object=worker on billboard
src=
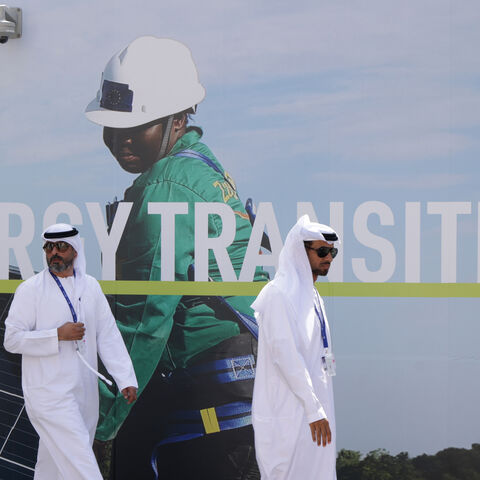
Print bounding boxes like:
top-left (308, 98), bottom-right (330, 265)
top-left (85, 36), bottom-right (267, 479)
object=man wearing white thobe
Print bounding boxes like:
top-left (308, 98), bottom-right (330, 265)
top-left (4, 223), bottom-right (138, 480)
top-left (252, 215), bottom-right (340, 480)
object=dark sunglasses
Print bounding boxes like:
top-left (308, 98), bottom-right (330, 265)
top-left (43, 241), bottom-right (71, 253)
top-left (306, 245), bottom-right (338, 259)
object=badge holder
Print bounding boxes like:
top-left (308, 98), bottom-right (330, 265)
top-left (76, 338), bottom-right (87, 355)
top-left (323, 352), bottom-right (336, 377)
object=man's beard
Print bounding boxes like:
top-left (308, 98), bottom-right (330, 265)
top-left (48, 255), bottom-right (74, 273)
top-left (313, 265), bottom-right (330, 277)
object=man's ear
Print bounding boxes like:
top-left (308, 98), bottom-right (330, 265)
top-left (173, 113), bottom-right (187, 132)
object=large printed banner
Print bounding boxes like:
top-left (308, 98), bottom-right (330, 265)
top-left (1, 2), bottom-right (479, 479)
top-left (2, 199), bottom-right (479, 284)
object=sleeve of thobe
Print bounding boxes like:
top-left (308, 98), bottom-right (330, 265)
top-left (4, 282), bottom-right (59, 356)
top-left (94, 281), bottom-right (138, 392)
top-left (260, 286), bottom-right (327, 423)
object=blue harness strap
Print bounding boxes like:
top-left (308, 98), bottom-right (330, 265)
top-left (214, 296), bottom-right (259, 339)
top-left (174, 149), bottom-right (237, 192)
top-left (231, 310), bottom-right (258, 339)
top-left (150, 401), bottom-right (253, 478)
top-left (175, 149), bottom-right (223, 174)
top-left (186, 354), bottom-right (255, 384)
top-left (185, 264), bottom-right (259, 340)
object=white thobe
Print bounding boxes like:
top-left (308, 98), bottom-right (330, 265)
top-left (4, 269), bottom-right (137, 480)
top-left (252, 284), bottom-right (336, 480)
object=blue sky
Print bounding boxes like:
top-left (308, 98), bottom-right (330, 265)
top-left (2, 0), bottom-right (479, 281)
top-left (1, 0), bottom-right (480, 456)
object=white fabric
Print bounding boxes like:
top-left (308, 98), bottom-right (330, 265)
top-left (251, 215), bottom-right (338, 480)
top-left (41, 223), bottom-right (109, 381)
top-left (4, 270), bottom-right (138, 480)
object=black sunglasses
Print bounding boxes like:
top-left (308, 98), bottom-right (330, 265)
top-left (306, 245), bottom-right (338, 259)
top-left (43, 241), bottom-right (71, 253)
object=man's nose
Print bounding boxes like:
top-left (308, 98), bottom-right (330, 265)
top-left (113, 129), bottom-right (134, 144)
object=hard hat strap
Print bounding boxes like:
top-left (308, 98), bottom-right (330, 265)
top-left (158, 115), bottom-right (174, 161)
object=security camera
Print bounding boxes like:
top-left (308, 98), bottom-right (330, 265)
top-left (0, 5), bottom-right (22, 44)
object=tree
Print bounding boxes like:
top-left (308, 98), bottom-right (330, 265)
top-left (337, 449), bottom-right (362, 480)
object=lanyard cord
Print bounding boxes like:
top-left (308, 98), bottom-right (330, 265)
top-left (49, 270), bottom-right (113, 386)
top-left (49, 270), bottom-right (78, 323)
top-left (314, 289), bottom-right (329, 349)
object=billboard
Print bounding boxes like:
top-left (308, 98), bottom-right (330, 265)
top-left (1, 1), bottom-right (479, 479)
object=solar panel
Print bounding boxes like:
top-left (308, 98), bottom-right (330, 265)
top-left (0, 268), bottom-right (38, 479)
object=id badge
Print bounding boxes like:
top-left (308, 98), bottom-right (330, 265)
top-left (323, 352), bottom-right (336, 377)
top-left (76, 338), bottom-right (86, 355)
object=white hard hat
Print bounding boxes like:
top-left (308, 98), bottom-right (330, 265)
top-left (85, 36), bottom-right (206, 128)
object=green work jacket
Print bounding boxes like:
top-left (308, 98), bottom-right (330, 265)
top-left (97, 127), bottom-right (267, 440)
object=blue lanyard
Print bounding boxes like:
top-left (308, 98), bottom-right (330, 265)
top-left (314, 291), bottom-right (328, 349)
top-left (49, 270), bottom-right (78, 323)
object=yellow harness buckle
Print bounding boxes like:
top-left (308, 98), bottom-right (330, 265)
top-left (200, 407), bottom-right (221, 434)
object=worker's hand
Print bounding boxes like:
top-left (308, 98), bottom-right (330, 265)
top-left (121, 386), bottom-right (137, 405)
top-left (57, 322), bottom-right (85, 341)
top-left (309, 418), bottom-right (331, 447)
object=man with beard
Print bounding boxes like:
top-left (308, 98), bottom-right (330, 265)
top-left (4, 224), bottom-right (137, 480)
top-left (85, 36), bottom-right (267, 479)
top-left (252, 215), bottom-right (339, 480)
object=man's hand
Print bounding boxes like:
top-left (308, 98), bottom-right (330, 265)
top-left (121, 386), bottom-right (137, 405)
top-left (309, 419), bottom-right (331, 447)
top-left (57, 322), bottom-right (85, 341)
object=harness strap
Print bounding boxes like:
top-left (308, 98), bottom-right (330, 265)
top-left (158, 115), bottom-right (174, 160)
top-left (150, 401), bottom-right (252, 478)
top-left (185, 264), bottom-right (259, 340)
top-left (167, 354), bottom-right (256, 386)
top-left (174, 149), bottom-right (237, 192)
top-left (210, 295), bottom-right (259, 339)
top-left (178, 149), bottom-right (272, 253)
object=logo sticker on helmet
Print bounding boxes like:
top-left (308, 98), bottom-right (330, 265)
top-left (100, 79), bottom-right (133, 112)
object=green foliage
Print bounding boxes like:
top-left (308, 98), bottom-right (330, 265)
top-left (337, 444), bottom-right (480, 480)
